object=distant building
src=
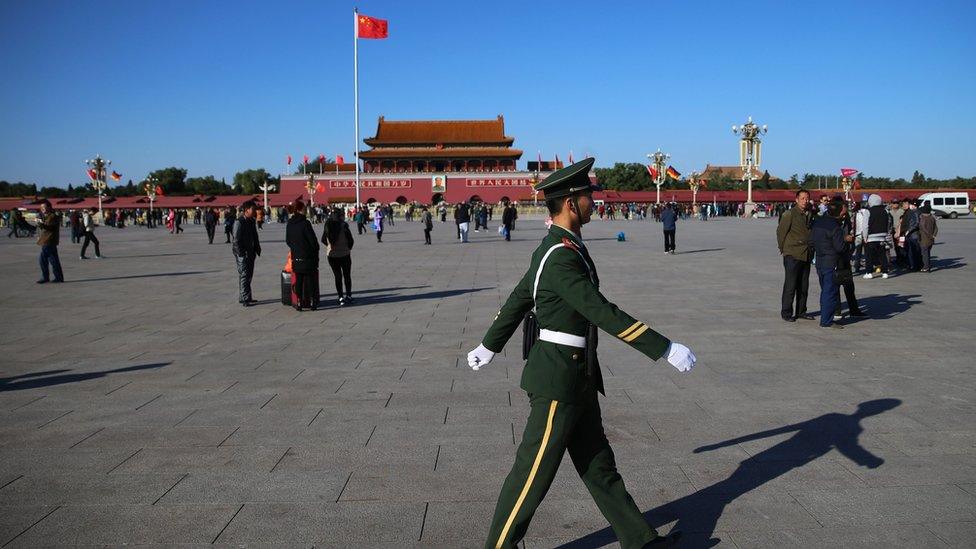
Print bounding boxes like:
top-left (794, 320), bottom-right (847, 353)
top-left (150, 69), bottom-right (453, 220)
top-left (280, 115), bottom-right (583, 205)
top-left (699, 164), bottom-right (781, 183)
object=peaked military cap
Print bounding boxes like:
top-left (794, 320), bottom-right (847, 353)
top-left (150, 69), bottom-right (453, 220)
top-left (535, 157), bottom-right (600, 199)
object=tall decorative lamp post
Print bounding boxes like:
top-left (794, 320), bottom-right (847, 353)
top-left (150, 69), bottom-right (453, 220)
top-left (85, 154), bottom-right (111, 221)
top-left (841, 176), bottom-right (853, 202)
top-left (646, 149), bottom-right (670, 205)
top-left (259, 181), bottom-right (276, 221)
top-left (143, 174), bottom-right (158, 227)
top-left (732, 116), bottom-right (767, 216)
top-left (305, 173), bottom-right (316, 216)
top-left (688, 171), bottom-right (702, 207)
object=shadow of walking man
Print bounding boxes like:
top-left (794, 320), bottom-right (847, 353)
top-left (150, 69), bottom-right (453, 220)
top-left (558, 399), bottom-right (901, 549)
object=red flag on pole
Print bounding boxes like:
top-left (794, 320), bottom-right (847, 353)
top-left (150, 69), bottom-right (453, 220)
top-left (568, 150), bottom-right (574, 164)
top-left (86, 169), bottom-right (97, 181)
top-left (155, 185), bottom-right (165, 196)
top-left (356, 14), bottom-right (388, 39)
top-left (647, 165), bottom-right (659, 180)
top-left (336, 155), bottom-right (345, 165)
top-left (840, 167), bottom-right (858, 178)
top-left (303, 154), bottom-right (309, 164)
top-left (318, 154), bottom-right (325, 163)
top-left (287, 155), bottom-right (292, 165)
top-left (315, 181), bottom-right (325, 193)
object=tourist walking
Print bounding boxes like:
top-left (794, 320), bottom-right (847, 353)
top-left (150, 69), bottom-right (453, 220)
top-left (79, 208), bottom-right (102, 259)
top-left (502, 201), bottom-right (517, 241)
top-left (661, 202), bottom-right (677, 254)
top-left (223, 206), bottom-right (236, 243)
top-left (776, 190), bottom-right (813, 322)
top-left (373, 205), bottom-right (384, 242)
top-left (204, 207), bottom-right (218, 244)
top-left (901, 200), bottom-right (922, 272)
top-left (467, 159), bottom-right (691, 549)
top-left (354, 206), bottom-right (366, 235)
top-left (810, 199), bottom-right (848, 328)
top-left (174, 209), bottom-right (184, 234)
top-left (69, 210), bottom-right (82, 243)
top-left (35, 200), bottom-right (64, 284)
top-left (918, 204), bottom-right (938, 272)
top-left (285, 200), bottom-right (319, 311)
top-left (232, 200), bottom-right (261, 306)
top-left (457, 201), bottom-right (471, 242)
top-left (323, 208), bottom-right (354, 306)
top-left (421, 206), bottom-right (433, 245)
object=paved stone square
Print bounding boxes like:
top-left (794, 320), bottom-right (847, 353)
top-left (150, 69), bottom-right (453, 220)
top-left (1, 214), bottom-right (974, 547)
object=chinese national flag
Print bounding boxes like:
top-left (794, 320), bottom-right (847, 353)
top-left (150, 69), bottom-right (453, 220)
top-left (287, 155), bottom-right (292, 165)
top-left (86, 169), bottom-right (97, 181)
top-left (315, 182), bottom-right (325, 193)
top-left (357, 14), bottom-right (388, 39)
top-left (155, 185), bottom-right (165, 196)
top-left (336, 155), bottom-right (345, 165)
top-left (647, 165), bottom-right (659, 180)
top-left (303, 154), bottom-right (309, 164)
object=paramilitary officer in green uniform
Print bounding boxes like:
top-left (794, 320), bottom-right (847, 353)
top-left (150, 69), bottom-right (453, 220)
top-left (467, 158), bottom-right (697, 549)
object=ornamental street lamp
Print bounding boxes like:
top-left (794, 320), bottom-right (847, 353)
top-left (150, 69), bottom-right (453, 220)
top-left (259, 182), bottom-right (276, 220)
top-left (305, 173), bottom-right (316, 215)
top-left (143, 174), bottom-right (158, 228)
top-left (85, 154), bottom-right (111, 221)
top-left (732, 116), bottom-right (767, 216)
top-left (841, 176), bottom-right (853, 202)
top-left (688, 171), bottom-right (703, 207)
top-left (646, 149), bottom-right (670, 205)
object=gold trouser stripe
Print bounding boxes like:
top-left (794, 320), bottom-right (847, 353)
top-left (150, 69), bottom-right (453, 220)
top-left (617, 321), bottom-right (643, 339)
top-left (623, 324), bottom-right (650, 343)
top-left (495, 400), bottom-right (559, 549)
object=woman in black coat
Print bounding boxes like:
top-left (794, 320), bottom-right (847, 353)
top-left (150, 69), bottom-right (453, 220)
top-left (285, 201), bottom-right (320, 311)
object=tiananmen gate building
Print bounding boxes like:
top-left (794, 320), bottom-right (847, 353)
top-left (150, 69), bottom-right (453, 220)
top-left (279, 115), bottom-right (577, 205)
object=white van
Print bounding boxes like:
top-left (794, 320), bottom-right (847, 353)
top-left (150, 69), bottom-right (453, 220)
top-left (918, 192), bottom-right (971, 218)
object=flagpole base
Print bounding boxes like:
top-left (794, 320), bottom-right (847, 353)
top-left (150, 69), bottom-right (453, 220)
top-left (743, 202), bottom-right (757, 218)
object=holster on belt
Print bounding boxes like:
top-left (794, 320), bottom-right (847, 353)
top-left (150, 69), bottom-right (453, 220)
top-left (585, 323), bottom-right (598, 377)
top-left (522, 312), bottom-right (539, 360)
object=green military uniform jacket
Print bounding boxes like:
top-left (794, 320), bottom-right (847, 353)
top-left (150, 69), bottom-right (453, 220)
top-left (482, 224), bottom-right (671, 404)
top-left (776, 206), bottom-right (812, 262)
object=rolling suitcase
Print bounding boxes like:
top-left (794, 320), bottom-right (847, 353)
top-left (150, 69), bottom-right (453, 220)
top-left (280, 270), bottom-right (292, 306)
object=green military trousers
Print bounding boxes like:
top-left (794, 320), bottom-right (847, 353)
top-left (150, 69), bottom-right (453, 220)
top-left (485, 392), bottom-right (658, 549)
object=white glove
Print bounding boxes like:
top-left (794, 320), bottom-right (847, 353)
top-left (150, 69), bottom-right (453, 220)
top-left (666, 342), bottom-right (696, 372)
top-left (467, 344), bottom-right (495, 371)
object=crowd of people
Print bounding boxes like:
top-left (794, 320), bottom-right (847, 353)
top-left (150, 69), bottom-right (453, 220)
top-left (777, 189), bottom-right (940, 329)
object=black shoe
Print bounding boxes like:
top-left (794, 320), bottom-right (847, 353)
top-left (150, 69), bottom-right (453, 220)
top-left (820, 323), bottom-right (844, 329)
top-left (795, 314), bottom-right (816, 321)
top-left (294, 305), bottom-right (302, 312)
top-left (782, 316), bottom-right (795, 322)
top-left (643, 531), bottom-right (681, 548)
top-left (36, 279), bottom-right (49, 284)
top-left (850, 310), bottom-right (868, 317)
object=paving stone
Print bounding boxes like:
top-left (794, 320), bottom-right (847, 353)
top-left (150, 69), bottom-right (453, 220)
top-left (0, 216), bottom-right (973, 545)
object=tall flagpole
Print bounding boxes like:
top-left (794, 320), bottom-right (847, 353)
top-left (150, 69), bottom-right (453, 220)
top-left (353, 8), bottom-right (361, 207)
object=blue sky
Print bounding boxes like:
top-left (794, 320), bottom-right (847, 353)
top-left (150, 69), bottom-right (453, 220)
top-left (1, 0), bottom-right (974, 188)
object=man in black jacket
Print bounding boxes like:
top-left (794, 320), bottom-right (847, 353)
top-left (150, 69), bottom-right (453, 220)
top-left (232, 200), bottom-right (261, 306)
top-left (810, 199), bottom-right (848, 329)
top-left (501, 201), bottom-right (517, 241)
top-left (457, 202), bottom-right (471, 243)
top-left (204, 208), bottom-right (218, 244)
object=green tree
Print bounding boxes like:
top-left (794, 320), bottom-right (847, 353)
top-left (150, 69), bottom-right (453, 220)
top-left (911, 170), bottom-right (926, 185)
top-left (233, 168), bottom-right (277, 195)
top-left (148, 167), bottom-right (189, 195)
top-left (593, 163), bottom-right (654, 191)
top-left (187, 175), bottom-right (231, 195)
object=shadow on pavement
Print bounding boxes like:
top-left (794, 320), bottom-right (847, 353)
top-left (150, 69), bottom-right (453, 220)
top-left (65, 270), bottom-right (220, 283)
top-left (675, 248), bottom-right (725, 255)
top-left (352, 287), bottom-right (492, 305)
top-left (557, 399), bottom-right (902, 549)
top-left (0, 362), bottom-right (171, 392)
top-left (930, 256), bottom-right (966, 271)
